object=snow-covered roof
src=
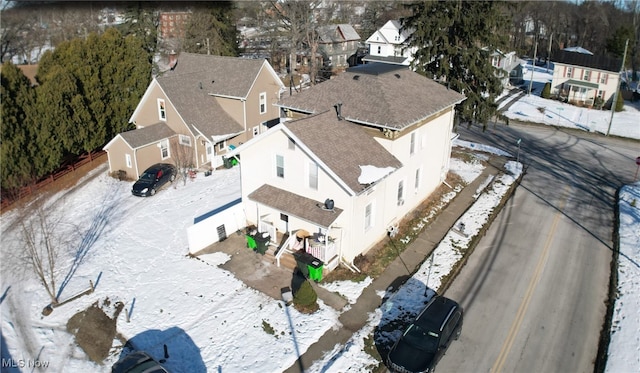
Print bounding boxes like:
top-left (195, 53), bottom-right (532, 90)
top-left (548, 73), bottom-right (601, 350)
top-left (563, 46), bottom-right (593, 55)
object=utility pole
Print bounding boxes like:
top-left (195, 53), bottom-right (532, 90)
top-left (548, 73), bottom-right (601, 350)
top-left (546, 33), bottom-right (553, 72)
top-left (528, 39), bottom-right (538, 96)
top-left (607, 39), bottom-right (629, 136)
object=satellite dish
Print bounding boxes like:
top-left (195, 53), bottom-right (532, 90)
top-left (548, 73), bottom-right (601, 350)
top-left (324, 199), bottom-right (334, 210)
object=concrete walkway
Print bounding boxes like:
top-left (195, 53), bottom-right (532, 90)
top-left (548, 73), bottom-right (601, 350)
top-left (283, 156), bottom-right (507, 373)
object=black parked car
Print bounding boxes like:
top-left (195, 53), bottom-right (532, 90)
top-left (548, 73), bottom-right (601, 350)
top-left (131, 163), bottom-right (176, 197)
top-left (387, 296), bottom-right (463, 373)
top-left (112, 351), bottom-right (169, 373)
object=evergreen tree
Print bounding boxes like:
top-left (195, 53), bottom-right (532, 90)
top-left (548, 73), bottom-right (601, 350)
top-left (402, 1), bottom-right (511, 129)
top-left (615, 89), bottom-right (625, 112)
top-left (541, 82), bottom-right (551, 99)
top-left (37, 28), bottom-right (151, 154)
top-left (118, 2), bottom-right (159, 59)
top-left (1, 62), bottom-right (36, 191)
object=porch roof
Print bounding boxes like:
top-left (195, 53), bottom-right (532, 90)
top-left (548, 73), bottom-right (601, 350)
top-left (248, 184), bottom-right (343, 229)
top-left (119, 122), bottom-right (176, 149)
top-left (565, 79), bottom-right (599, 90)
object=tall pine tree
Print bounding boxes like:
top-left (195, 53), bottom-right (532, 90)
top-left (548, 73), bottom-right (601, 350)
top-left (402, 1), bottom-right (511, 128)
top-left (37, 28), bottom-right (151, 154)
top-left (1, 62), bottom-right (37, 191)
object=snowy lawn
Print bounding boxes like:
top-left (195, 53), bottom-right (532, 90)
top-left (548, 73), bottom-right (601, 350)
top-left (1, 59), bottom-right (638, 373)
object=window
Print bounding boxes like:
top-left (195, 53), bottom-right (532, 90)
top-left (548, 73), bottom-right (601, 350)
top-left (179, 134), bottom-right (192, 147)
top-left (397, 180), bottom-right (405, 206)
top-left (160, 140), bottom-right (169, 159)
top-left (158, 99), bottom-right (166, 121)
top-left (583, 70), bottom-right (591, 81)
top-left (600, 73), bottom-right (608, 84)
top-left (217, 141), bottom-right (226, 152)
top-left (308, 161), bottom-right (318, 190)
top-left (364, 202), bottom-right (374, 231)
top-left (276, 155), bottom-right (284, 178)
top-left (377, 45), bottom-right (381, 54)
top-left (410, 132), bottom-right (416, 155)
top-left (259, 92), bottom-right (267, 114)
top-left (566, 67), bottom-right (573, 78)
top-left (415, 168), bottom-right (422, 192)
top-left (253, 126), bottom-right (259, 137)
top-left (125, 154), bottom-right (132, 168)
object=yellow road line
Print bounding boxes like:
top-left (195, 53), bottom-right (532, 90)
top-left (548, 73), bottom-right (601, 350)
top-left (490, 187), bottom-right (569, 373)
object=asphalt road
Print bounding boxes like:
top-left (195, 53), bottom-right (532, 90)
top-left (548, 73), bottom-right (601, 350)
top-left (436, 123), bottom-right (639, 373)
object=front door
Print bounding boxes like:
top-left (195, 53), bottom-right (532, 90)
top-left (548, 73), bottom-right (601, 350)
top-left (205, 142), bottom-right (213, 163)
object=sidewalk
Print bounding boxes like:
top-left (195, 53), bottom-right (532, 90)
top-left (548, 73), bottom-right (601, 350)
top-left (283, 156), bottom-right (507, 373)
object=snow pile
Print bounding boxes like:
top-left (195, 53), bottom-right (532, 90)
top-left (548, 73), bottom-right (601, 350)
top-left (605, 182), bottom-right (640, 372)
top-left (358, 165), bottom-right (396, 185)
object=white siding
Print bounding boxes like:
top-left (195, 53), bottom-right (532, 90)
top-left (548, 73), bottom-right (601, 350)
top-left (238, 106), bottom-right (456, 263)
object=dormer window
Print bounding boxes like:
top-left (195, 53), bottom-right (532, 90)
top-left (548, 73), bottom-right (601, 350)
top-left (158, 99), bottom-right (166, 121)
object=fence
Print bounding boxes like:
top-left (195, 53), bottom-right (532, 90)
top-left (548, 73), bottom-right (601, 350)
top-left (1, 151), bottom-right (107, 212)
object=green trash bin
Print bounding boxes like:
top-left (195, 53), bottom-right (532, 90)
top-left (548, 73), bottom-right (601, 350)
top-left (307, 258), bottom-right (324, 282)
top-left (223, 157), bottom-right (233, 169)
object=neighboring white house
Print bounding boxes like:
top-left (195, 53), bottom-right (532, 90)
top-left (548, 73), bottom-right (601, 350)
top-left (363, 20), bottom-right (416, 66)
top-left (490, 49), bottom-right (524, 88)
top-left (550, 48), bottom-right (622, 107)
top-left (229, 63), bottom-right (465, 271)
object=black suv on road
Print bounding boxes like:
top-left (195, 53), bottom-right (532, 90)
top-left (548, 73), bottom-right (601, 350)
top-left (387, 295), bottom-right (463, 373)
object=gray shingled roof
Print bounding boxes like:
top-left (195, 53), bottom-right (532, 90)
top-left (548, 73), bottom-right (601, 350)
top-left (285, 110), bottom-right (402, 193)
top-left (318, 24), bottom-right (361, 43)
top-left (361, 54), bottom-right (408, 65)
top-left (157, 72), bottom-right (244, 138)
top-left (120, 122), bottom-right (176, 149)
top-left (278, 63), bottom-right (465, 130)
top-left (163, 52), bottom-right (266, 98)
top-left (248, 184), bottom-right (343, 229)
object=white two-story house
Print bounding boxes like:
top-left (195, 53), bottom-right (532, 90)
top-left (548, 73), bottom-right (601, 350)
top-left (550, 48), bottom-right (622, 107)
top-left (229, 63), bottom-right (465, 271)
top-left (363, 20), bottom-right (416, 66)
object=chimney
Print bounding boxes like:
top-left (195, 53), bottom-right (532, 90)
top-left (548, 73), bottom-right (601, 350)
top-left (334, 102), bottom-right (343, 120)
top-left (169, 50), bottom-right (178, 70)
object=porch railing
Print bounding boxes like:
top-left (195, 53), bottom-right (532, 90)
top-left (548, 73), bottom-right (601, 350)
top-left (275, 234), bottom-right (297, 268)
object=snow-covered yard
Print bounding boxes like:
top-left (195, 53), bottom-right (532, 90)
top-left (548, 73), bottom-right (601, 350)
top-left (1, 60), bottom-right (638, 372)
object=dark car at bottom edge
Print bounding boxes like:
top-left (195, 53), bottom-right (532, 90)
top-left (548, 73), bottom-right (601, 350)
top-left (131, 163), bottom-right (176, 197)
top-left (112, 351), bottom-right (169, 373)
top-left (386, 295), bottom-right (463, 373)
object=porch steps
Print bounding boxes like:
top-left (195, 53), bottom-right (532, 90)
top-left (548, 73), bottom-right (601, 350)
top-left (264, 246), bottom-right (298, 271)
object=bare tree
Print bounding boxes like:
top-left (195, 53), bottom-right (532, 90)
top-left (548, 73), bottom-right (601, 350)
top-left (170, 137), bottom-right (195, 186)
top-left (268, 0), bottom-right (322, 90)
top-left (18, 198), bottom-right (73, 305)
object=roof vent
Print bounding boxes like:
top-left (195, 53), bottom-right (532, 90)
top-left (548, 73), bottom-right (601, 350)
top-left (334, 103), bottom-right (343, 121)
top-left (394, 73), bottom-right (401, 79)
top-left (353, 75), bottom-right (360, 80)
top-left (199, 82), bottom-right (203, 89)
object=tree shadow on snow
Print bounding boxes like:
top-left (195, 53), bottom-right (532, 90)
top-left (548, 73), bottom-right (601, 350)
top-left (117, 327), bottom-right (206, 373)
top-left (56, 186), bottom-right (123, 300)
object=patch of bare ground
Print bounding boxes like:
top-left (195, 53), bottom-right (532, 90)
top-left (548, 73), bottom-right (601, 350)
top-left (66, 298), bottom-right (124, 363)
